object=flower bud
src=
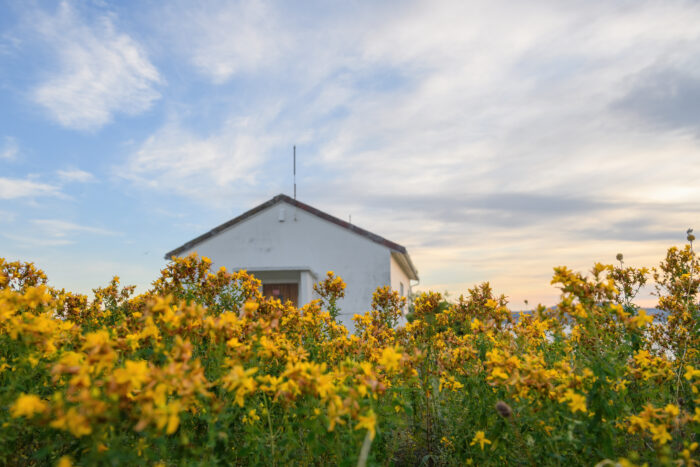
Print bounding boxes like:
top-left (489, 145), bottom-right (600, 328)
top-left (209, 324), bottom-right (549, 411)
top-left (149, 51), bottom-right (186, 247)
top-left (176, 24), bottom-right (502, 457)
top-left (495, 400), bottom-right (512, 418)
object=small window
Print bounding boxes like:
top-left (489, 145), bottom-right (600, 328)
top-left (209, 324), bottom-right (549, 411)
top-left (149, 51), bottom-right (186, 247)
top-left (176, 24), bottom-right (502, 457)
top-left (400, 282), bottom-right (404, 297)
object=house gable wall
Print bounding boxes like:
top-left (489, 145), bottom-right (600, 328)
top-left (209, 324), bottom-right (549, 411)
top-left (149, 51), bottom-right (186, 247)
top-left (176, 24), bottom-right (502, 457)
top-left (390, 254), bottom-right (412, 299)
top-left (174, 200), bottom-right (392, 330)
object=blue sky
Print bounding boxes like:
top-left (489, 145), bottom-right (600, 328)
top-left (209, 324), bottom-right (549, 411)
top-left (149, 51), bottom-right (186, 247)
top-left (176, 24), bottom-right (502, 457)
top-left (1, 0), bottom-right (699, 307)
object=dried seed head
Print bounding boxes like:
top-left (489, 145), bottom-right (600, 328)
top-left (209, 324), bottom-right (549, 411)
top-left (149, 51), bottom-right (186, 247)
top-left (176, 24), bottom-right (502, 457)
top-left (616, 253), bottom-right (624, 262)
top-left (495, 400), bottom-right (512, 418)
top-left (687, 228), bottom-right (695, 243)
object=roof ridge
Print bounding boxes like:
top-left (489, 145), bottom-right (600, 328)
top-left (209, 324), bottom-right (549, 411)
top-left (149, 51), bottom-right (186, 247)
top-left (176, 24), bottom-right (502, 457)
top-left (163, 195), bottom-right (413, 277)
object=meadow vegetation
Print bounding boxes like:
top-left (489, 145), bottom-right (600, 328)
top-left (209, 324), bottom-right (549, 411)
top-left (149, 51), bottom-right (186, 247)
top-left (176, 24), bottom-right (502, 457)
top-left (0, 233), bottom-right (699, 466)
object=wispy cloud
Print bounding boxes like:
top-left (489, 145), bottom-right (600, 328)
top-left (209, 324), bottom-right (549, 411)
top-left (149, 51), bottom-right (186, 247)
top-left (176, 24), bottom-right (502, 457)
top-left (2, 220), bottom-right (119, 250)
top-left (32, 219), bottom-right (119, 238)
top-left (57, 168), bottom-right (95, 183)
top-left (158, 0), bottom-right (282, 83)
top-left (0, 177), bottom-right (59, 199)
top-left (3, 233), bottom-right (74, 247)
top-left (0, 31), bottom-right (21, 56)
top-left (614, 64), bottom-right (700, 132)
top-left (30, 2), bottom-right (163, 130)
top-left (122, 114), bottom-right (284, 203)
top-left (0, 137), bottom-right (18, 160)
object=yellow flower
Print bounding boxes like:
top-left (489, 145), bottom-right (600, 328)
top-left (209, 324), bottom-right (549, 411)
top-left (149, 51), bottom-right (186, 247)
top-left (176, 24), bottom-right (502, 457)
top-left (663, 403), bottom-right (679, 417)
top-left (23, 286), bottom-right (51, 308)
top-left (632, 309), bottom-right (653, 328)
top-left (153, 401), bottom-right (181, 435)
top-left (242, 301), bottom-right (259, 315)
top-left (692, 407), bottom-right (700, 423)
top-left (559, 389), bottom-right (587, 414)
top-left (57, 351), bottom-right (83, 368)
top-left (113, 360), bottom-right (150, 389)
top-left (10, 393), bottom-right (47, 418)
top-left (50, 407), bottom-right (92, 437)
top-left (56, 456), bottom-right (73, 467)
top-left (379, 346), bottom-right (402, 372)
top-left (357, 384), bottom-right (368, 397)
top-left (222, 365), bottom-right (257, 407)
top-left (82, 330), bottom-right (111, 350)
top-left (685, 365), bottom-right (700, 381)
top-left (617, 459), bottom-right (636, 467)
top-left (243, 409), bottom-right (260, 425)
top-left (355, 410), bottom-right (377, 440)
top-left (315, 373), bottom-right (335, 399)
top-left (226, 337), bottom-right (244, 350)
top-left (470, 431), bottom-right (491, 450)
top-left (258, 336), bottom-right (278, 358)
top-left (649, 424), bottom-right (671, 445)
top-left (572, 303), bottom-right (588, 319)
top-left (257, 375), bottom-right (284, 394)
top-left (439, 375), bottom-right (464, 392)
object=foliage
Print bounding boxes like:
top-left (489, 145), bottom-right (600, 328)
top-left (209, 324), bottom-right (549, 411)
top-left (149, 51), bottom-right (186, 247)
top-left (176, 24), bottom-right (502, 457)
top-left (0, 241), bottom-right (699, 466)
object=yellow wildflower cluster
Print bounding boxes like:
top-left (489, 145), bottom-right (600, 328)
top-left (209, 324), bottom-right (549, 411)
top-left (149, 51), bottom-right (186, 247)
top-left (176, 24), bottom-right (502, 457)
top-left (0, 243), bottom-right (698, 466)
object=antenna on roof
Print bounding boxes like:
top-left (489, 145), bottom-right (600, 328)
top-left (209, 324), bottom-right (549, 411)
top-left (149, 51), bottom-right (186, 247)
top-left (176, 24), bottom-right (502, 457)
top-left (293, 146), bottom-right (298, 222)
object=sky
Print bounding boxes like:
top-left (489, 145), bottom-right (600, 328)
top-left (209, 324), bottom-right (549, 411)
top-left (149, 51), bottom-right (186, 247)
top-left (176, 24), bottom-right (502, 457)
top-left (1, 0), bottom-right (699, 308)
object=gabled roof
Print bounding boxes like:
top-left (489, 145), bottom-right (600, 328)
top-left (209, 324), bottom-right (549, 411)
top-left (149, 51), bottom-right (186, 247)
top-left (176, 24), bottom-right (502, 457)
top-left (163, 194), bottom-right (419, 280)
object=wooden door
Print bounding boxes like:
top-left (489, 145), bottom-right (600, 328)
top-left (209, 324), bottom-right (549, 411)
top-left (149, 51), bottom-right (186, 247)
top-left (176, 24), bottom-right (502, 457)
top-left (262, 283), bottom-right (299, 306)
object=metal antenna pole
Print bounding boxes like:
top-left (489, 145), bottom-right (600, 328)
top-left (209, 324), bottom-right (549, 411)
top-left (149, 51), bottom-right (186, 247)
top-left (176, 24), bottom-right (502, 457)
top-left (293, 145), bottom-right (296, 200)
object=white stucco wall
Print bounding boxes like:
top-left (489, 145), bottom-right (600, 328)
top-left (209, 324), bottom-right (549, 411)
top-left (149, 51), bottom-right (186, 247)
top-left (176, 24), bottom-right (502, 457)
top-left (390, 254), bottom-right (412, 300)
top-left (174, 200), bottom-right (394, 330)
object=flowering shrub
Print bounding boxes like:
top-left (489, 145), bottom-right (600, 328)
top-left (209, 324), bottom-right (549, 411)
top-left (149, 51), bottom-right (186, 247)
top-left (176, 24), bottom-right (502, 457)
top-left (0, 237), bottom-right (699, 466)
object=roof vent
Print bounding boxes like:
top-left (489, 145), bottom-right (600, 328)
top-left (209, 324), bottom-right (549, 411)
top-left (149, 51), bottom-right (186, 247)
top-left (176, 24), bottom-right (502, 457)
top-left (278, 207), bottom-right (286, 222)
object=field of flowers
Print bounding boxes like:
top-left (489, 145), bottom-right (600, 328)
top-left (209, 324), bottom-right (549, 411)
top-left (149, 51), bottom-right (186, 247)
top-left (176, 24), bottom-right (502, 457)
top-left (1, 235), bottom-right (699, 466)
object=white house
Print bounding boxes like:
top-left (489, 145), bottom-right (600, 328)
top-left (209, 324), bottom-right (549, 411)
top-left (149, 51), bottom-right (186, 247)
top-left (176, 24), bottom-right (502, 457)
top-left (164, 194), bottom-right (419, 330)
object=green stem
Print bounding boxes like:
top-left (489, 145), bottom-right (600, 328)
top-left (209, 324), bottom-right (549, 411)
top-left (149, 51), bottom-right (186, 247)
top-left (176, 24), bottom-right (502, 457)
top-left (264, 395), bottom-right (277, 467)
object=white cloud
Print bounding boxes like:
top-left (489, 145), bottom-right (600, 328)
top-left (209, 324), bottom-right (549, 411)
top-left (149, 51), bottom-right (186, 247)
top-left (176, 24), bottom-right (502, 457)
top-left (3, 233), bottom-right (74, 247)
top-left (2, 220), bottom-right (119, 255)
top-left (122, 113), bottom-right (284, 203)
top-left (158, 0), bottom-right (282, 83)
top-left (57, 168), bottom-right (95, 183)
top-left (32, 219), bottom-right (118, 238)
top-left (0, 177), bottom-right (59, 199)
top-left (132, 0), bottom-right (700, 207)
top-left (0, 137), bottom-right (19, 160)
top-left (31, 2), bottom-right (162, 130)
top-left (0, 32), bottom-right (21, 56)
